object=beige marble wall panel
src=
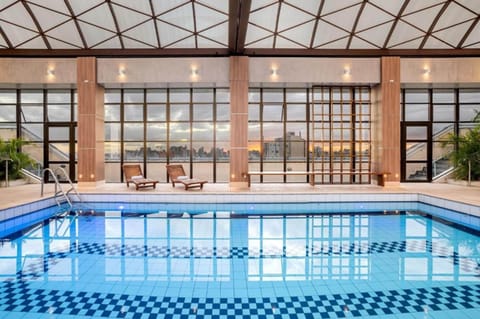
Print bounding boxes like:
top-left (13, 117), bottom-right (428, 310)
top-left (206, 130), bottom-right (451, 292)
top-left (0, 58), bottom-right (76, 84)
top-left (249, 57), bottom-right (380, 84)
top-left (401, 58), bottom-right (480, 84)
top-left (97, 58), bottom-right (229, 85)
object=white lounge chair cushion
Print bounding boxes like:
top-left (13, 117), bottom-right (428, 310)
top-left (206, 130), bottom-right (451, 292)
top-left (131, 175), bottom-right (144, 180)
top-left (177, 175), bottom-right (189, 180)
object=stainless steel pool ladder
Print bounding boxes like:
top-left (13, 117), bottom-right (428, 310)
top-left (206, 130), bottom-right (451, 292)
top-left (41, 167), bottom-right (81, 209)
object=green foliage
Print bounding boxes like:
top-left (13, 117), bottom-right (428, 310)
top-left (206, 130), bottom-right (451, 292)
top-left (0, 138), bottom-right (36, 181)
top-left (442, 112), bottom-right (480, 181)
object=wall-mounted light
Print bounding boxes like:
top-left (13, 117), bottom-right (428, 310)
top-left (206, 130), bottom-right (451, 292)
top-left (422, 67), bottom-right (430, 75)
top-left (191, 68), bottom-right (199, 76)
top-left (118, 68), bottom-right (126, 76)
top-left (270, 68), bottom-right (278, 76)
top-left (343, 67), bottom-right (351, 76)
top-left (47, 68), bottom-right (55, 76)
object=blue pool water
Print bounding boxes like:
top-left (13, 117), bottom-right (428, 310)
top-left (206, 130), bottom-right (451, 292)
top-left (0, 202), bottom-right (479, 319)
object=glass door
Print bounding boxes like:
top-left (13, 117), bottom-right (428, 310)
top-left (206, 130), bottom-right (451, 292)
top-left (45, 123), bottom-right (76, 182)
top-left (401, 122), bottom-right (432, 182)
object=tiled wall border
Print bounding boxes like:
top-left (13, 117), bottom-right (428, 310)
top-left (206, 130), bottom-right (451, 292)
top-left (1, 193), bottom-right (479, 232)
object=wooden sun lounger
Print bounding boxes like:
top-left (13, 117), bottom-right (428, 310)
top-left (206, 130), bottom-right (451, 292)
top-left (123, 164), bottom-right (158, 190)
top-left (166, 164), bottom-right (207, 190)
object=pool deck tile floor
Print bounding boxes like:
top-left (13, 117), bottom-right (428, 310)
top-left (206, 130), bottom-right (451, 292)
top-left (1, 182), bottom-right (479, 215)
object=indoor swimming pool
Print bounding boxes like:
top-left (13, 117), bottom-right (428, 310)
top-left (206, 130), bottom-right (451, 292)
top-left (0, 202), bottom-right (479, 318)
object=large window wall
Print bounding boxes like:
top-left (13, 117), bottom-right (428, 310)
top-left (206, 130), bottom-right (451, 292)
top-left (0, 89), bottom-right (77, 181)
top-left (401, 88), bottom-right (480, 182)
top-left (248, 87), bottom-right (371, 184)
top-left (104, 88), bottom-right (230, 183)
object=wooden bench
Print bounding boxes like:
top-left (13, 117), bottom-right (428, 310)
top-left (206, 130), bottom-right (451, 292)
top-left (247, 171), bottom-right (391, 187)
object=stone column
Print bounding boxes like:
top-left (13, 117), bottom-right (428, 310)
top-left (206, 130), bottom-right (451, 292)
top-left (77, 57), bottom-right (105, 188)
top-left (229, 56), bottom-right (249, 189)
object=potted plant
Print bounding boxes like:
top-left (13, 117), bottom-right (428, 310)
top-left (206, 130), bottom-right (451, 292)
top-left (442, 112), bottom-right (480, 183)
top-left (0, 137), bottom-right (36, 186)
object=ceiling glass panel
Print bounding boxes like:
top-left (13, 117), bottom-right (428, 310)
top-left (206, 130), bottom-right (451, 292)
top-left (389, 37), bottom-right (423, 49)
top-left (275, 35), bottom-right (304, 48)
top-left (78, 21), bottom-right (116, 48)
top-left (0, 0), bottom-right (17, 11)
top-left (28, 3), bottom-right (70, 31)
top-left (16, 35), bottom-right (47, 49)
top-left (319, 37), bottom-right (349, 49)
top-left (0, 36), bottom-right (7, 48)
top-left (402, 5), bottom-right (443, 32)
top-left (349, 36), bottom-right (377, 49)
top-left (197, 0), bottom-right (228, 14)
top-left (280, 20), bottom-right (315, 47)
top-left (322, 0), bottom-right (362, 15)
top-left (434, 2), bottom-right (476, 31)
top-left (251, 0), bottom-right (277, 12)
top-left (462, 22), bottom-right (480, 47)
top-left (152, 0), bottom-right (190, 15)
top-left (194, 2), bottom-right (227, 31)
top-left (313, 20), bottom-right (349, 47)
top-left (356, 3), bottom-right (394, 31)
top-left (47, 36), bottom-right (79, 49)
top-left (167, 35), bottom-right (196, 48)
top-left (433, 21), bottom-right (472, 47)
top-left (123, 20), bottom-right (158, 47)
top-left (68, 0), bottom-right (103, 15)
top-left (111, 0), bottom-right (152, 15)
top-left (0, 22), bottom-right (38, 47)
top-left (423, 35), bottom-right (453, 49)
top-left (322, 4), bottom-right (362, 32)
top-left (387, 20), bottom-right (425, 47)
top-left (0, 3), bottom-right (36, 30)
top-left (250, 3), bottom-right (278, 32)
top-left (112, 3), bottom-right (150, 31)
top-left (356, 22), bottom-right (394, 47)
top-left (28, 0), bottom-right (69, 14)
top-left (122, 37), bottom-right (154, 48)
top-left (77, 4), bottom-right (116, 32)
top-left (277, 3), bottom-right (313, 31)
top-left (46, 20), bottom-right (84, 47)
top-left (403, 0), bottom-right (444, 15)
top-left (92, 35), bottom-right (121, 49)
top-left (245, 24), bottom-right (272, 46)
top-left (159, 2), bottom-right (194, 32)
top-left (246, 35), bottom-right (274, 48)
top-left (199, 22), bottom-right (228, 46)
top-left (368, 0), bottom-right (404, 16)
top-left (456, 0), bottom-right (480, 13)
top-left (157, 20), bottom-right (192, 47)
top-left (197, 34), bottom-right (224, 48)
top-left (285, 0), bottom-right (321, 14)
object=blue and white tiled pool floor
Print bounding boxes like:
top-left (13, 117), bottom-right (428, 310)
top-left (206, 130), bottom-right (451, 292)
top-left (1, 205), bottom-right (480, 318)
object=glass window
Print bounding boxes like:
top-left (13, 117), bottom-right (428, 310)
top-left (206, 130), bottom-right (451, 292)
top-left (146, 123), bottom-right (167, 141)
top-left (105, 90), bottom-right (121, 103)
top-left (47, 104), bottom-right (71, 122)
top-left (286, 104), bottom-right (306, 121)
top-left (124, 123), bottom-right (144, 141)
top-left (216, 89), bottom-right (230, 103)
top-left (405, 104), bottom-right (429, 121)
top-left (21, 91), bottom-right (43, 103)
top-left (0, 90), bottom-right (16, 103)
top-left (124, 105), bottom-right (143, 121)
top-left (216, 104), bottom-right (229, 121)
top-left (170, 89), bottom-right (190, 103)
top-left (170, 104), bottom-right (190, 121)
top-left (105, 123), bottom-right (121, 141)
top-left (147, 104), bottom-right (166, 121)
top-left (0, 105), bottom-right (16, 122)
top-left (105, 104), bottom-right (121, 121)
top-left (146, 89), bottom-right (166, 103)
top-left (124, 90), bottom-right (144, 103)
top-left (21, 105), bottom-right (43, 122)
top-left (433, 105), bottom-right (454, 122)
top-left (405, 90), bottom-right (428, 103)
top-left (193, 104), bottom-right (213, 121)
top-left (192, 89), bottom-right (213, 102)
top-left (432, 89), bottom-right (454, 103)
top-left (263, 104), bottom-right (283, 121)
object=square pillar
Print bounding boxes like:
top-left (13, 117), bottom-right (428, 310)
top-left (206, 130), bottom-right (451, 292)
top-left (373, 57), bottom-right (400, 185)
top-left (229, 56), bottom-right (249, 189)
top-left (77, 57), bottom-right (105, 187)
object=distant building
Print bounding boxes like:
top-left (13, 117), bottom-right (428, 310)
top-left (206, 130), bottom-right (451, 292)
top-left (264, 131), bottom-right (306, 159)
